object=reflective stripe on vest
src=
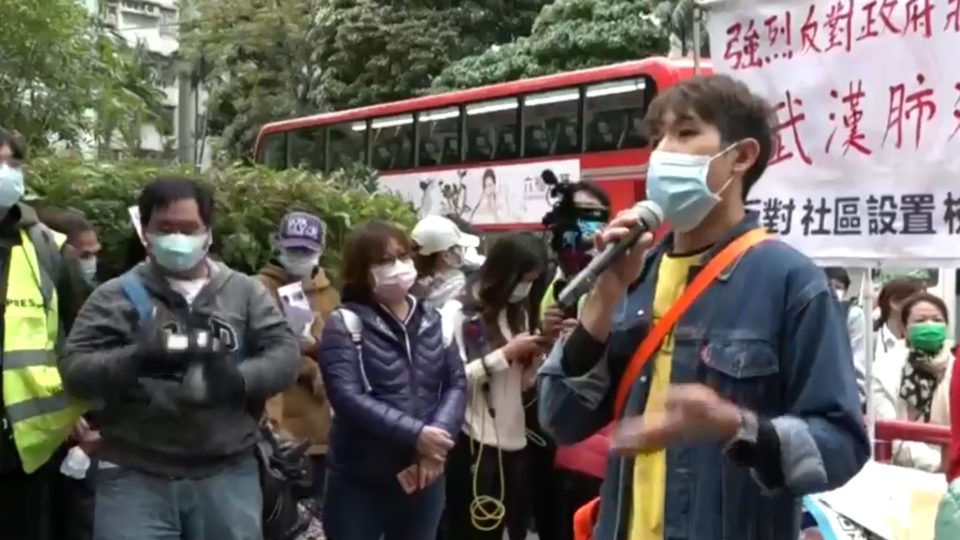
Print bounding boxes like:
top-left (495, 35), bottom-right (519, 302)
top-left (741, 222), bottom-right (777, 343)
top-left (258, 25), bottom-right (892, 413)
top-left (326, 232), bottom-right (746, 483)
top-left (3, 228), bottom-right (83, 473)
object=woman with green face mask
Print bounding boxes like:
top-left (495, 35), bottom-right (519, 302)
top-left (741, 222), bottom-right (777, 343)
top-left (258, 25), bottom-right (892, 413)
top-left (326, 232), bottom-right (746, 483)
top-left (873, 291), bottom-right (956, 473)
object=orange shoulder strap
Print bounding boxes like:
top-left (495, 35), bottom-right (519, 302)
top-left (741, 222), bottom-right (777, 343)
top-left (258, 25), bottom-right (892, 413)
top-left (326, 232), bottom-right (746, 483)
top-left (612, 228), bottom-right (771, 418)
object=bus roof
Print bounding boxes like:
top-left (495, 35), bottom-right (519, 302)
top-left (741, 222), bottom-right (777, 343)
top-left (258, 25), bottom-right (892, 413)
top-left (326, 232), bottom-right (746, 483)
top-left (257, 56), bottom-right (711, 139)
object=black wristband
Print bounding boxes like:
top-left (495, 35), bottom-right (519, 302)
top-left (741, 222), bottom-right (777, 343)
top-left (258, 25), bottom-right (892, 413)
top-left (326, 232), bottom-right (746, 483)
top-left (561, 325), bottom-right (607, 377)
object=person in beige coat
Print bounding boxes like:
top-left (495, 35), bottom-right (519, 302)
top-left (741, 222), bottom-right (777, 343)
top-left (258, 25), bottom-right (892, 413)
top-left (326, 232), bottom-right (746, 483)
top-left (258, 212), bottom-right (339, 509)
top-left (872, 291), bottom-right (955, 472)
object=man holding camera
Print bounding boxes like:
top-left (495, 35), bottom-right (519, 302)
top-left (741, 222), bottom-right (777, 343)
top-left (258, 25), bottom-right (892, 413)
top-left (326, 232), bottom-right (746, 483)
top-left (60, 177), bottom-right (299, 540)
top-left (534, 177), bottom-right (612, 540)
top-left (537, 75), bottom-right (867, 540)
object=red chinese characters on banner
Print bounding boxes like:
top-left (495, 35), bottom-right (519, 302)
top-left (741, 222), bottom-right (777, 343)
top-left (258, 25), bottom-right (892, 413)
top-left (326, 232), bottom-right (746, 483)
top-left (947, 0), bottom-right (960, 31)
top-left (824, 1), bottom-right (854, 52)
top-left (724, 20), bottom-right (764, 70)
top-left (771, 91), bottom-right (814, 166)
top-left (904, 0), bottom-right (934, 37)
top-left (883, 74), bottom-right (937, 149)
top-left (826, 81), bottom-right (873, 156)
top-left (801, 4), bottom-right (823, 52)
top-left (765, 12), bottom-right (794, 51)
top-left (858, 0), bottom-right (903, 41)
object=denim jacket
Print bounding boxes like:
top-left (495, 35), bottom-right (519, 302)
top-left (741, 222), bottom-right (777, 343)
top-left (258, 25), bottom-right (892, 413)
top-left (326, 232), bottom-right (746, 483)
top-left (537, 212), bottom-right (869, 540)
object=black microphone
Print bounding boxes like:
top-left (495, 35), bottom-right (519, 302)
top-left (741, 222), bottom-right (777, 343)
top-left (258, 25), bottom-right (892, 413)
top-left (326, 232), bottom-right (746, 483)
top-left (556, 200), bottom-right (664, 309)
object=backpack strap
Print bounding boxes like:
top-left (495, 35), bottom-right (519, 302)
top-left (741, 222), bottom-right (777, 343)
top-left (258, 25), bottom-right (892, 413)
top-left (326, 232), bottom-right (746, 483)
top-left (119, 270), bottom-right (155, 323)
top-left (613, 228), bottom-right (771, 417)
top-left (335, 308), bottom-right (370, 392)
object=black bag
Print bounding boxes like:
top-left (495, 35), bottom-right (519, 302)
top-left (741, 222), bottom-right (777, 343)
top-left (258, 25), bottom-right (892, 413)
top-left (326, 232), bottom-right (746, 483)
top-left (257, 427), bottom-right (313, 540)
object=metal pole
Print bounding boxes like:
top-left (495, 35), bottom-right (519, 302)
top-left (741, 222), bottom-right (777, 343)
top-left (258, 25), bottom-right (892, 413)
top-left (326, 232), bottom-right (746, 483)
top-left (693, 5), bottom-right (702, 75)
top-left (861, 267), bottom-right (876, 456)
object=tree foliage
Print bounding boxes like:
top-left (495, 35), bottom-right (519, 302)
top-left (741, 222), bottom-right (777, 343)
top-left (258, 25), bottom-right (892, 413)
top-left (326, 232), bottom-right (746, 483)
top-left (181, 0), bottom-right (551, 161)
top-left (27, 157), bottom-right (416, 279)
top-left (180, 0), bottom-right (324, 163)
top-left (0, 0), bottom-right (166, 152)
top-left (432, 0), bottom-right (670, 91)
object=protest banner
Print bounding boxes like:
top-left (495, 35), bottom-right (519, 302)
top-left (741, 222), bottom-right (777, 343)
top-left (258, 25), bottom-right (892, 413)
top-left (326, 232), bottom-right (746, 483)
top-left (706, 0), bottom-right (960, 265)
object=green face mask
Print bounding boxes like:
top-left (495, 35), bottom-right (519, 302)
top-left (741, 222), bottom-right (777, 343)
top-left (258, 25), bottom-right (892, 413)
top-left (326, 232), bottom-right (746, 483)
top-left (907, 321), bottom-right (948, 355)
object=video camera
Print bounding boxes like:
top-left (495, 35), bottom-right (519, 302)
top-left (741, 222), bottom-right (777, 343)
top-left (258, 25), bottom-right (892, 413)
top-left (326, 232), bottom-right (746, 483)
top-left (540, 169), bottom-right (610, 316)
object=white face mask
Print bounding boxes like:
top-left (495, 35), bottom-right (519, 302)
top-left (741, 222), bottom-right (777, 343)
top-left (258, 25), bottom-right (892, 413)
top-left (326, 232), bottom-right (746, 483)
top-left (278, 251), bottom-right (319, 278)
top-left (509, 281), bottom-right (533, 303)
top-left (835, 289), bottom-right (845, 302)
top-left (0, 163), bottom-right (25, 209)
top-left (441, 246), bottom-right (464, 269)
top-left (78, 257), bottom-right (97, 286)
top-left (371, 259), bottom-right (417, 302)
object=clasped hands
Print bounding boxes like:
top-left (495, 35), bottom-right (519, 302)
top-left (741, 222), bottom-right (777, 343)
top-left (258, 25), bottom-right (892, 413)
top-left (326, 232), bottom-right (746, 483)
top-left (398, 425), bottom-right (455, 494)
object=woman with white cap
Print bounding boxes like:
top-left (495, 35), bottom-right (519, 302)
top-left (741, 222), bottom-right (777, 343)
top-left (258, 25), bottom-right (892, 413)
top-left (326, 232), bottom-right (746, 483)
top-left (411, 215), bottom-right (483, 311)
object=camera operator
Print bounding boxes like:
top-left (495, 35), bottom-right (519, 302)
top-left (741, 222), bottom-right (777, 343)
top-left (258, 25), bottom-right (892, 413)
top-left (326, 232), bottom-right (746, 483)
top-left (539, 173), bottom-right (611, 340)
top-left (530, 172), bottom-right (611, 540)
top-left (60, 177), bottom-right (300, 540)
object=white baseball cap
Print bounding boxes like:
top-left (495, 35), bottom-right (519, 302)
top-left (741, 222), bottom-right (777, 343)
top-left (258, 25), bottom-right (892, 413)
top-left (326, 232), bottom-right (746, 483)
top-left (411, 215), bottom-right (481, 255)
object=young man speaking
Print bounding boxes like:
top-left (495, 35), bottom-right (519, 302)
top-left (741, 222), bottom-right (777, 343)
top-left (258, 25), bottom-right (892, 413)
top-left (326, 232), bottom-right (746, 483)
top-left (537, 75), bottom-right (869, 540)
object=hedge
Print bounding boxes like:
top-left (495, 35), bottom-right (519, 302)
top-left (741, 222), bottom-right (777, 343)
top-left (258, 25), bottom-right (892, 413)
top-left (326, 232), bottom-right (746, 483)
top-left (26, 155), bottom-right (417, 281)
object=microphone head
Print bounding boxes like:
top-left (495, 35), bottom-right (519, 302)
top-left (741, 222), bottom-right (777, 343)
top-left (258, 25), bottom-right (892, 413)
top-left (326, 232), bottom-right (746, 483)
top-left (634, 200), bottom-right (664, 230)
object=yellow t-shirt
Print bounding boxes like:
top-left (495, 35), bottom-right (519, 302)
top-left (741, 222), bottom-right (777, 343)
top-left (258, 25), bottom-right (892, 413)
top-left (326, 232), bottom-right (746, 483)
top-left (628, 252), bottom-right (700, 540)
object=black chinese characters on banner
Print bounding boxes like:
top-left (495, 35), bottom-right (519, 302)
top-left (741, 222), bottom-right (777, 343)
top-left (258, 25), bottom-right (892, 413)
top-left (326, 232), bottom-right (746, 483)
top-left (747, 192), bottom-right (960, 236)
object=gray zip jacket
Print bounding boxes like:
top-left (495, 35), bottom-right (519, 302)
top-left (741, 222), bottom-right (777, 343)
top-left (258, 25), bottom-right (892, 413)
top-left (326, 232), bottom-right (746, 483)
top-left (61, 260), bottom-right (299, 478)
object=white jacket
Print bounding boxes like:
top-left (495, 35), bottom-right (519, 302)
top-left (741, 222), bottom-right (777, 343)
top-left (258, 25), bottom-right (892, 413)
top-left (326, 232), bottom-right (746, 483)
top-left (871, 340), bottom-right (954, 472)
top-left (439, 300), bottom-right (537, 451)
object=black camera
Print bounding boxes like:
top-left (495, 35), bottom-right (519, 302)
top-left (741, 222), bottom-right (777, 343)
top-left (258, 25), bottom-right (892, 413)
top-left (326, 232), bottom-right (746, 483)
top-left (540, 169), bottom-right (610, 316)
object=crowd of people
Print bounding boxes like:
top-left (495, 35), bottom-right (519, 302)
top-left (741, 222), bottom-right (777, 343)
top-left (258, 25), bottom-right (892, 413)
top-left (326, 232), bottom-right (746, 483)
top-left (1, 73), bottom-right (960, 540)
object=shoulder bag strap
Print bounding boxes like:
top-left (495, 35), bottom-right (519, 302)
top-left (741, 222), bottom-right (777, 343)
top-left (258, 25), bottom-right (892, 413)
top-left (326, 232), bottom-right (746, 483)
top-left (613, 228), bottom-right (771, 418)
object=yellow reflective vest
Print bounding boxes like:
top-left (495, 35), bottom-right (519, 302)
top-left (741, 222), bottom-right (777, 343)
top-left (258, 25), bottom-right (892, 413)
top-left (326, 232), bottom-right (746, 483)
top-left (3, 227), bottom-right (85, 473)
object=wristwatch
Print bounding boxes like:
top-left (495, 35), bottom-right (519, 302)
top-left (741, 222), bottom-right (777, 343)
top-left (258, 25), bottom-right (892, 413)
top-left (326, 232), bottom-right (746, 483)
top-left (723, 408), bottom-right (759, 465)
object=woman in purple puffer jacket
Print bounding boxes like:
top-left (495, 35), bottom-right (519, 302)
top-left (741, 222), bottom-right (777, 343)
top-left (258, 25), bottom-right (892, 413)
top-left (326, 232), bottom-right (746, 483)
top-left (319, 220), bottom-right (467, 540)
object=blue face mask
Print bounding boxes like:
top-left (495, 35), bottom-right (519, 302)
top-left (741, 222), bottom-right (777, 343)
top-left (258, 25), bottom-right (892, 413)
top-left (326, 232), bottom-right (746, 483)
top-left (0, 164), bottom-right (25, 208)
top-left (646, 144), bottom-right (737, 232)
top-left (146, 232), bottom-right (210, 273)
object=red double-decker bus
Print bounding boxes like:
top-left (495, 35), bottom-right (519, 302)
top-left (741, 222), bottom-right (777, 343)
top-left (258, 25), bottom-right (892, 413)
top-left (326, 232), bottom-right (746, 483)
top-left (253, 56), bottom-right (707, 231)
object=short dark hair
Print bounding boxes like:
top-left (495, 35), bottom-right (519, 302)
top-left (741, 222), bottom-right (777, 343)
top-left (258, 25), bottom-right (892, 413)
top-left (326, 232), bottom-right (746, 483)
top-left (824, 267), bottom-right (851, 290)
top-left (37, 207), bottom-right (93, 236)
top-left (571, 180), bottom-right (610, 208)
top-left (341, 220), bottom-right (413, 297)
top-left (645, 74), bottom-right (774, 201)
top-left (900, 291), bottom-right (949, 326)
top-left (0, 127), bottom-right (26, 161)
top-left (138, 176), bottom-right (214, 229)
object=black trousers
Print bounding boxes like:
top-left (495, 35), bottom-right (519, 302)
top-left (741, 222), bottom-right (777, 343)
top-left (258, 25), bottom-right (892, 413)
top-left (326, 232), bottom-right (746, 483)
top-left (0, 458), bottom-right (59, 540)
top-left (445, 434), bottom-right (527, 540)
top-left (554, 470), bottom-right (603, 540)
top-left (518, 438), bottom-right (559, 540)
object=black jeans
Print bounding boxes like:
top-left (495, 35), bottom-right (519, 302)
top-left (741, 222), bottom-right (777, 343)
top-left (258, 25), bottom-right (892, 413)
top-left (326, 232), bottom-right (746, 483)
top-left (445, 434), bottom-right (527, 540)
top-left (0, 458), bottom-right (58, 540)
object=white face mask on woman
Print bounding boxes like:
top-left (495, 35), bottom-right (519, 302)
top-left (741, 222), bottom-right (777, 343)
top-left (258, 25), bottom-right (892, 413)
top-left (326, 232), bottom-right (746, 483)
top-left (509, 281), bottom-right (533, 303)
top-left (371, 259), bottom-right (417, 302)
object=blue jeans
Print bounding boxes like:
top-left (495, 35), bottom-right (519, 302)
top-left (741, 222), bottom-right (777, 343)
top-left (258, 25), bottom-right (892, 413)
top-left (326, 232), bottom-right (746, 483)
top-left (93, 456), bottom-right (262, 540)
top-left (323, 469), bottom-right (444, 540)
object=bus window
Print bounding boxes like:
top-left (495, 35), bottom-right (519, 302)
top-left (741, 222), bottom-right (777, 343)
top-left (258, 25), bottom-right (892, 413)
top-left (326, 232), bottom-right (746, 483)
top-left (466, 98), bottom-right (519, 162)
top-left (329, 121), bottom-right (367, 170)
top-left (523, 88), bottom-right (580, 157)
top-left (371, 114), bottom-right (414, 171)
top-left (260, 133), bottom-right (287, 169)
top-left (585, 78), bottom-right (648, 152)
top-left (418, 107), bottom-right (461, 167)
top-left (288, 127), bottom-right (324, 171)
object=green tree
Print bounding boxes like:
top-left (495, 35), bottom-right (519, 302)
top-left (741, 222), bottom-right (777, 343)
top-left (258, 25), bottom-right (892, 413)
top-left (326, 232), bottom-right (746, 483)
top-left (0, 0), bottom-right (168, 151)
top-left (432, 0), bottom-right (670, 91)
top-left (182, 0), bottom-right (551, 161)
top-left (655, 0), bottom-right (709, 57)
top-left (180, 0), bottom-right (324, 163)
